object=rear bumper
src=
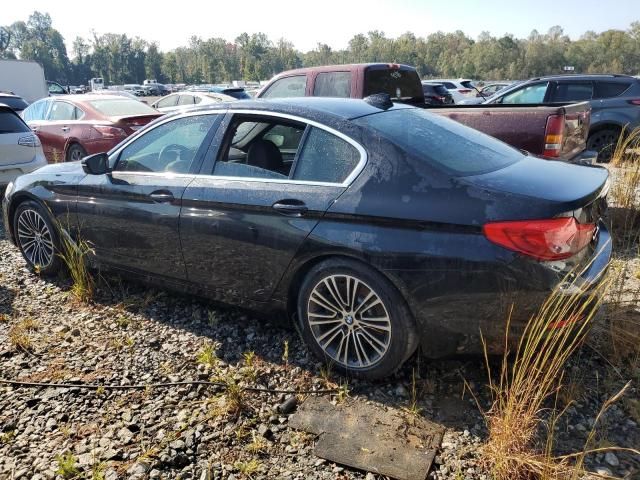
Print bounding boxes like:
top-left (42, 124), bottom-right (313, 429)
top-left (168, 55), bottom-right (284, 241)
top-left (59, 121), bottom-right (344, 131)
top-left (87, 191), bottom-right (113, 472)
top-left (568, 149), bottom-right (598, 166)
top-left (411, 222), bottom-right (612, 357)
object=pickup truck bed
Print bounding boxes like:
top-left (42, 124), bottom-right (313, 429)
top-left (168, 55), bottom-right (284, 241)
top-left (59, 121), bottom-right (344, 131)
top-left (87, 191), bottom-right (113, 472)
top-left (428, 102), bottom-right (592, 162)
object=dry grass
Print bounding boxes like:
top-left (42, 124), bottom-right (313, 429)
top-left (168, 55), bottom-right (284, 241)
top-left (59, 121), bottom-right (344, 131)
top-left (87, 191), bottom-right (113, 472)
top-left (8, 317), bottom-right (40, 352)
top-left (57, 227), bottom-right (95, 304)
top-left (482, 129), bottom-right (640, 479)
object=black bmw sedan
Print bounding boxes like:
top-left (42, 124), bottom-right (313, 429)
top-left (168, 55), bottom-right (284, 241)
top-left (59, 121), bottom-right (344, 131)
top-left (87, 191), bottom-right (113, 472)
top-left (2, 97), bottom-right (611, 379)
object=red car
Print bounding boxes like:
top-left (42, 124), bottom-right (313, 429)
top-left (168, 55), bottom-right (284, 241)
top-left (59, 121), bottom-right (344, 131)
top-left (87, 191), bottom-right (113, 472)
top-left (21, 94), bottom-right (162, 163)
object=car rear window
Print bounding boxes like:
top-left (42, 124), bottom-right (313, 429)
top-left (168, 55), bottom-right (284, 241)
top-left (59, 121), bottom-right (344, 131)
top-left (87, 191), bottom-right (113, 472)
top-left (355, 108), bottom-right (523, 176)
top-left (223, 89), bottom-right (251, 100)
top-left (460, 81), bottom-right (474, 89)
top-left (593, 81), bottom-right (632, 99)
top-left (0, 96), bottom-right (29, 111)
top-left (432, 85), bottom-right (449, 95)
top-left (363, 68), bottom-right (423, 103)
top-left (88, 99), bottom-right (157, 117)
top-left (0, 110), bottom-right (30, 134)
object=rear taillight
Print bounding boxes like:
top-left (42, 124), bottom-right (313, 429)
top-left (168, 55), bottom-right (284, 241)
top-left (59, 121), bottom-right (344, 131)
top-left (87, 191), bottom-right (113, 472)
top-left (628, 99), bottom-right (640, 105)
top-left (483, 217), bottom-right (595, 261)
top-left (18, 134), bottom-right (41, 147)
top-left (543, 114), bottom-right (565, 158)
top-left (93, 125), bottom-right (126, 139)
top-left (458, 89), bottom-right (472, 94)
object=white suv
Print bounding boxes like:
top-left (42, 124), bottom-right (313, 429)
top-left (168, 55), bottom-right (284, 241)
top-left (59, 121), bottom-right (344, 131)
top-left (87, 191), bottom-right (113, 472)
top-left (427, 78), bottom-right (476, 103)
top-left (0, 105), bottom-right (47, 189)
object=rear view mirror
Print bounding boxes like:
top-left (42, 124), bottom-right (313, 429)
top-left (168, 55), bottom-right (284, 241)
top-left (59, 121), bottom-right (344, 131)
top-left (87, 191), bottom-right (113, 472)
top-left (81, 152), bottom-right (110, 175)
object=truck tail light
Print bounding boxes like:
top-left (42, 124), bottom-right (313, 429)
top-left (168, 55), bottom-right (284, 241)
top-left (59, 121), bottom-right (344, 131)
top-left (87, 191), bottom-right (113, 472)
top-left (543, 114), bottom-right (565, 158)
top-left (93, 125), bottom-right (126, 139)
top-left (458, 89), bottom-right (472, 94)
top-left (483, 217), bottom-right (595, 261)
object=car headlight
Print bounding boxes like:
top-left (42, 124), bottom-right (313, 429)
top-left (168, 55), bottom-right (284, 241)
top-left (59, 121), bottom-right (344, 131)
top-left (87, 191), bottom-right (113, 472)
top-left (4, 181), bottom-right (14, 198)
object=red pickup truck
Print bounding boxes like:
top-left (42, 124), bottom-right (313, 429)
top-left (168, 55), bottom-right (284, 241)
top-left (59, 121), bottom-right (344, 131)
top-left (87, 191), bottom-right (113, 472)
top-left (257, 63), bottom-right (595, 163)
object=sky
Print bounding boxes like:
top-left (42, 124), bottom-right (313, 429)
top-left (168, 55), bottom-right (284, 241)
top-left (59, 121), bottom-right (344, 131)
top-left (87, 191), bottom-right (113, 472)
top-left (3, 0), bottom-right (639, 53)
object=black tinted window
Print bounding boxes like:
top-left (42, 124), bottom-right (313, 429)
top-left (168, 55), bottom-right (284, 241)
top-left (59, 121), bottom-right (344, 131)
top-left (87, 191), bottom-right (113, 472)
top-left (262, 76), bottom-right (307, 98)
top-left (293, 127), bottom-right (360, 183)
top-left (364, 68), bottom-right (423, 101)
top-left (224, 89), bottom-right (251, 100)
top-left (551, 82), bottom-right (593, 102)
top-left (0, 110), bottom-right (30, 133)
top-left (0, 96), bottom-right (29, 111)
top-left (355, 108), bottom-right (523, 176)
top-left (594, 81), bottom-right (632, 98)
top-left (441, 82), bottom-right (456, 89)
top-left (313, 72), bottom-right (351, 98)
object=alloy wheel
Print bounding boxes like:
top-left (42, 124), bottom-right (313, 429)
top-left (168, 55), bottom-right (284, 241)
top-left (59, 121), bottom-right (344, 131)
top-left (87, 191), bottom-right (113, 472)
top-left (16, 209), bottom-right (55, 269)
top-left (69, 147), bottom-right (85, 162)
top-left (307, 274), bottom-right (392, 369)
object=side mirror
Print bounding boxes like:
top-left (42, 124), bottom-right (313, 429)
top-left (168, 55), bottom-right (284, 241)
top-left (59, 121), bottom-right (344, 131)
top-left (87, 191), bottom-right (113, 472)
top-left (81, 152), bottom-right (110, 175)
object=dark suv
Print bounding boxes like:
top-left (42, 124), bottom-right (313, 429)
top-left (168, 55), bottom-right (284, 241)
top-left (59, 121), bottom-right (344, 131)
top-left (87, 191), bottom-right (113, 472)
top-left (483, 74), bottom-right (640, 161)
top-left (422, 82), bottom-right (454, 105)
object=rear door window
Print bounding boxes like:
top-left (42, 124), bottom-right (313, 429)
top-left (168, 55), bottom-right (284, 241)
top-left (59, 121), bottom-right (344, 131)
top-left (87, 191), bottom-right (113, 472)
top-left (550, 82), bottom-right (593, 102)
top-left (261, 75), bottom-right (307, 98)
top-left (0, 110), bottom-right (30, 133)
top-left (292, 127), bottom-right (361, 183)
top-left (48, 101), bottom-right (78, 121)
top-left (593, 81), bottom-right (632, 99)
top-left (499, 82), bottom-right (549, 104)
top-left (178, 95), bottom-right (195, 106)
top-left (313, 72), bottom-right (351, 98)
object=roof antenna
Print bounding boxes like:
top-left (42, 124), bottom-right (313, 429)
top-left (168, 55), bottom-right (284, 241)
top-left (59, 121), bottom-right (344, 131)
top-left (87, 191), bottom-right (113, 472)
top-left (364, 93), bottom-right (393, 110)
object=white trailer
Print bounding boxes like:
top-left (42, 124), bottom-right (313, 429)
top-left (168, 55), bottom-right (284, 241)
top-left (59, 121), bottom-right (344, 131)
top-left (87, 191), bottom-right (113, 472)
top-left (0, 59), bottom-right (47, 103)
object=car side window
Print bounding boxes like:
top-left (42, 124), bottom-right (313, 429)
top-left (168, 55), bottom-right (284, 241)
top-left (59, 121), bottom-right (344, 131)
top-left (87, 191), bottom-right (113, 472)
top-left (292, 127), bottom-right (360, 183)
top-left (550, 82), bottom-right (593, 102)
top-left (22, 99), bottom-right (51, 122)
top-left (594, 81), bottom-right (631, 99)
top-left (156, 94), bottom-right (178, 108)
top-left (213, 116), bottom-right (306, 179)
top-left (115, 115), bottom-right (217, 174)
top-left (261, 75), bottom-right (307, 98)
top-left (178, 95), bottom-right (195, 106)
top-left (48, 101), bottom-right (77, 121)
top-left (313, 72), bottom-right (351, 98)
top-left (442, 82), bottom-right (456, 89)
top-left (499, 82), bottom-right (549, 104)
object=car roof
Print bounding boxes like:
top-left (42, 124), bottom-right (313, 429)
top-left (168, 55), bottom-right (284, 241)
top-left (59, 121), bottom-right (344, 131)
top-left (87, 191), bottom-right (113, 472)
top-left (170, 97), bottom-right (413, 122)
top-left (272, 63), bottom-right (417, 78)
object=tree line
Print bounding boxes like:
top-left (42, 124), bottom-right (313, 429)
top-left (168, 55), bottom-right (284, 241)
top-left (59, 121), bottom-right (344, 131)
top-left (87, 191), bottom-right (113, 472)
top-left (1, 11), bottom-right (639, 86)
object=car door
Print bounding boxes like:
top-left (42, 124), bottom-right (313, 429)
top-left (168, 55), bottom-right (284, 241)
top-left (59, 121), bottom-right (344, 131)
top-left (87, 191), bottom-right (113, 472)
top-left (179, 111), bottom-right (365, 303)
top-left (22, 98), bottom-right (54, 160)
top-left (75, 112), bottom-right (223, 279)
top-left (38, 100), bottom-right (83, 162)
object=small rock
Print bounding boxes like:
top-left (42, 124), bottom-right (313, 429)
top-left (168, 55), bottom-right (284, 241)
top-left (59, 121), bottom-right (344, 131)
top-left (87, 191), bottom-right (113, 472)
top-left (595, 466), bottom-right (613, 476)
top-left (605, 452), bottom-right (619, 467)
top-left (277, 396), bottom-right (298, 414)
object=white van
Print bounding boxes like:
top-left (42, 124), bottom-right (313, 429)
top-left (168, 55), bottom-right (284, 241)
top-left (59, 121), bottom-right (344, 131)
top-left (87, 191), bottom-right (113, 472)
top-left (0, 59), bottom-right (48, 104)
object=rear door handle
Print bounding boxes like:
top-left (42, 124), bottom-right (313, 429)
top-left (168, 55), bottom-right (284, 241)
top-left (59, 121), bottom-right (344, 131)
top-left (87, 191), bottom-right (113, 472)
top-left (272, 200), bottom-right (308, 216)
top-left (61, 126), bottom-right (70, 132)
top-left (149, 190), bottom-right (174, 203)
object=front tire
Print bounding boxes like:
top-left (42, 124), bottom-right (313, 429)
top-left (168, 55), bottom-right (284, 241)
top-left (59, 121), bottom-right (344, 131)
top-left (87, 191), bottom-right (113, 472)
top-left (587, 128), bottom-right (619, 163)
top-left (297, 259), bottom-right (417, 380)
top-left (13, 200), bottom-right (62, 275)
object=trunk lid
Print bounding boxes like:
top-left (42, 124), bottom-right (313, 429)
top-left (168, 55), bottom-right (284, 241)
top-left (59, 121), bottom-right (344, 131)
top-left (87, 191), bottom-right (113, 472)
top-left (465, 155), bottom-right (609, 214)
top-left (111, 114), bottom-right (162, 134)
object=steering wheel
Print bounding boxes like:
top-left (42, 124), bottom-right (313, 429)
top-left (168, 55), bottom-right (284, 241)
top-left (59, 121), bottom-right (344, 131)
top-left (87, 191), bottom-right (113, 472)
top-left (159, 144), bottom-right (191, 173)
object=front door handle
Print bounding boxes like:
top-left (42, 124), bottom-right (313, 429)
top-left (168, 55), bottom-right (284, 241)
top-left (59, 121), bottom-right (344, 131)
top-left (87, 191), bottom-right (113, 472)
top-left (61, 126), bottom-right (70, 132)
top-left (149, 190), bottom-right (174, 203)
top-left (272, 200), bottom-right (308, 216)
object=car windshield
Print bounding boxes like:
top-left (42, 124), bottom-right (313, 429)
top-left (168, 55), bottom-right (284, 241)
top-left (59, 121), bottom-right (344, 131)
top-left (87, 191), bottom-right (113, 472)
top-left (355, 108), bottom-right (524, 176)
top-left (364, 68), bottom-right (423, 102)
top-left (88, 99), bottom-right (157, 117)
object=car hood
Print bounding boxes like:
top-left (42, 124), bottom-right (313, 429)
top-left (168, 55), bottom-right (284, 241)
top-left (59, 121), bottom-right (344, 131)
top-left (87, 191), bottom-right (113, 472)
top-left (463, 156), bottom-right (609, 209)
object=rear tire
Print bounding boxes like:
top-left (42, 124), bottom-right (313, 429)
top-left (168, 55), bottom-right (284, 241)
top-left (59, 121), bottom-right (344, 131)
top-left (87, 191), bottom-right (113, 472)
top-left (12, 200), bottom-right (63, 275)
top-left (297, 258), bottom-right (417, 380)
top-left (66, 143), bottom-right (87, 163)
top-left (587, 128), bottom-right (619, 163)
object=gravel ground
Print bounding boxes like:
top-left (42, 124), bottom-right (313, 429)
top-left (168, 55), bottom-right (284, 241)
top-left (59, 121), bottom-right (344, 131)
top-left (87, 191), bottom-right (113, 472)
top-left (1, 200), bottom-right (639, 479)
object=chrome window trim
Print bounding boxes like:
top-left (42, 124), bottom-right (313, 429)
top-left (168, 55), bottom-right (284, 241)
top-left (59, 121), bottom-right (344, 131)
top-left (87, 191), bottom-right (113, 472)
top-left (111, 108), bottom-right (368, 188)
